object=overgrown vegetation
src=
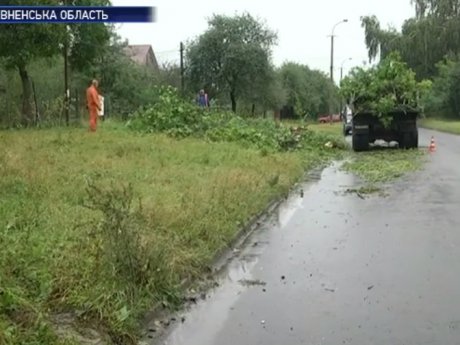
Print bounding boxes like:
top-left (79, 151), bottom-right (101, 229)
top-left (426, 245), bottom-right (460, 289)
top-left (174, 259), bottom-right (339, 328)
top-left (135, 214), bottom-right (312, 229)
top-left (1, 4), bottom-right (437, 344)
top-left (0, 118), bottom-right (343, 344)
top-left (419, 117), bottom-right (460, 134)
top-left (340, 53), bottom-right (431, 126)
top-left (342, 149), bottom-right (426, 183)
top-left (185, 13), bottom-right (338, 117)
top-left (127, 86), bottom-right (346, 152)
top-left (360, 0), bottom-right (460, 118)
top-left (278, 62), bottom-right (338, 118)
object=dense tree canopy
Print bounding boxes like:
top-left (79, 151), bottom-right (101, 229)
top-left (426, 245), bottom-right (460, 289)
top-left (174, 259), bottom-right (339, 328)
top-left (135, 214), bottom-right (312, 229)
top-left (340, 53), bottom-right (432, 124)
top-left (278, 63), bottom-right (338, 118)
top-left (186, 13), bottom-right (277, 112)
top-left (361, 0), bottom-right (460, 80)
top-left (0, 0), bottom-right (111, 124)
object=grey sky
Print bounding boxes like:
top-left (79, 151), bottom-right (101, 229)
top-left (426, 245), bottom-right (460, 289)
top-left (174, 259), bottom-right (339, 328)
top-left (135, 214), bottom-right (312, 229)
top-left (113, 0), bottom-right (414, 80)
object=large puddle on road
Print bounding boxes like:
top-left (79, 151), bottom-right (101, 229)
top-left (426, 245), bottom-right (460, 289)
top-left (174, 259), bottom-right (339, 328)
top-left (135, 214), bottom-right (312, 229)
top-left (142, 162), bottom-right (361, 345)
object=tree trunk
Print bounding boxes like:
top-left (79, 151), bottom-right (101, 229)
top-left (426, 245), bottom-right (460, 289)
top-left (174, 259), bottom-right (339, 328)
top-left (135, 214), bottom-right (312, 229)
top-left (18, 65), bottom-right (34, 126)
top-left (251, 103), bottom-right (255, 117)
top-left (230, 90), bottom-right (237, 113)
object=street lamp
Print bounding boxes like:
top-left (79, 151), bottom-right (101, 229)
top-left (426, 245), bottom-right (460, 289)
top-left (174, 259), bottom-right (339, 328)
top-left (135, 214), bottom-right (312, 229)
top-left (340, 57), bottom-right (352, 82)
top-left (339, 58), bottom-right (352, 116)
top-left (329, 19), bottom-right (348, 83)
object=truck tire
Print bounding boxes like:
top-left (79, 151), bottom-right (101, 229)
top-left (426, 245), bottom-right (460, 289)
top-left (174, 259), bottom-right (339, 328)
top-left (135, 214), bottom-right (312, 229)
top-left (399, 132), bottom-right (417, 149)
top-left (410, 130), bottom-right (419, 149)
top-left (352, 133), bottom-right (369, 152)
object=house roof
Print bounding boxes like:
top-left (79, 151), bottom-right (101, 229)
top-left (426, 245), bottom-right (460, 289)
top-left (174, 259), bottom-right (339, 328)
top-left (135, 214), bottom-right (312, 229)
top-left (124, 44), bottom-right (153, 65)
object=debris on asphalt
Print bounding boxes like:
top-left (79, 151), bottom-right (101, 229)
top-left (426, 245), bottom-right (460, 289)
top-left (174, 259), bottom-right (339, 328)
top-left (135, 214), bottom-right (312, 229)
top-left (261, 320), bottom-right (266, 325)
top-left (190, 296), bottom-right (198, 304)
top-left (181, 317), bottom-right (186, 323)
top-left (368, 285), bottom-right (374, 290)
top-left (239, 279), bottom-right (267, 287)
top-left (262, 288), bottom-right (267, 292)
top-left (325, 288), bottom-right (335, 293)
top-left (281, 275), bottom-right (286, 280)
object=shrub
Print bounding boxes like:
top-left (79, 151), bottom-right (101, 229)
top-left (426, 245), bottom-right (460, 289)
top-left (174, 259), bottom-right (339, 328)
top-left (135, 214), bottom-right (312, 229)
top-left (127, 86), bottom-right (340, 152)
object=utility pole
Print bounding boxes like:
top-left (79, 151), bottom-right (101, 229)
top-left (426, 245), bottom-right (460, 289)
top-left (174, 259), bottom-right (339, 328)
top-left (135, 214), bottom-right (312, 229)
top-left (180, 42), bottom-right (185, 94)
top-left (63, 0), bottom-right (70, 126)
top-left (64, 38), bottom-right (69, 126)
top-left (330, 35), bottom-right (334, 82)
top-left (329, 19), bottom-right (348, 83)
top-left (339, 58), bottom-right (352, 116)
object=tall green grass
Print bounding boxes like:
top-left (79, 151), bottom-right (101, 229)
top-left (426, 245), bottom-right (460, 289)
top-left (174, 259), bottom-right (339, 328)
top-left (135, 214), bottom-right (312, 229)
top-left (0, 125), bottom-right (340, 344)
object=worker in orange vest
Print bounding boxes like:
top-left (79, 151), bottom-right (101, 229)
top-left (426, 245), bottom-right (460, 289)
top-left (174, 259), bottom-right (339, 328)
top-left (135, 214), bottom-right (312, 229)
top-left (86, 79), bottom-right (101, 132)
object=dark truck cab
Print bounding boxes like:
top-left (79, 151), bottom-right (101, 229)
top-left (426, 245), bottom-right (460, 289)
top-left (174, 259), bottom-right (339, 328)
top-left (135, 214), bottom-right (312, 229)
top-left (351, 110), bottom-right (419, 152)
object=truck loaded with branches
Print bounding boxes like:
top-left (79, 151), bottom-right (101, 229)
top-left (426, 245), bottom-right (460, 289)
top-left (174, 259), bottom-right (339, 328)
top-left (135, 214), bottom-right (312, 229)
top-left (340, 52), bottom-right (431, 151)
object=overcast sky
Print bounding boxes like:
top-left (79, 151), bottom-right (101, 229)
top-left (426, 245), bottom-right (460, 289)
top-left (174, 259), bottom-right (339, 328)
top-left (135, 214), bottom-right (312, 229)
top-left (112, 0), bottom-right (414, 81)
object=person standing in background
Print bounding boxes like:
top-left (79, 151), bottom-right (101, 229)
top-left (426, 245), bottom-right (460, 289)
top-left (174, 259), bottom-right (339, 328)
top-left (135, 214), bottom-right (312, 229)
top-left (196, 89), bottom-right (210, 108)
top-left (86, 79), bottom-right (101, 132)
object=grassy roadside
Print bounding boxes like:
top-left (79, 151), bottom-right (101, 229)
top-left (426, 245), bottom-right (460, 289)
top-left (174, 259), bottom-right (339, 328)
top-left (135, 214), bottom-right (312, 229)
top-left (342, 149), bottom-right (426, 184)
top-left (419, 118), bottom-right (460, 135)
top-left (0, 124), bottom-right (342, 344)
top-left (280, 121), bottom-right (343, 137)
top-left (307, 122), bottom-right (343, 136)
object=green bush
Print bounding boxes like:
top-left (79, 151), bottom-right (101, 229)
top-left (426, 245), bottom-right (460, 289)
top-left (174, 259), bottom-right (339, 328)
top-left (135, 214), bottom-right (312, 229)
top-left (340, 52), bottom-right (432, 126)
top-left (127, 86), bottom-right (340, 152)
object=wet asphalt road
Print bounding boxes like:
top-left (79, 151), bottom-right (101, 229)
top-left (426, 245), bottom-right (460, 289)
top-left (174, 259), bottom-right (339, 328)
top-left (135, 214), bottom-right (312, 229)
top-left (150, 128), bottom-right (460, 345)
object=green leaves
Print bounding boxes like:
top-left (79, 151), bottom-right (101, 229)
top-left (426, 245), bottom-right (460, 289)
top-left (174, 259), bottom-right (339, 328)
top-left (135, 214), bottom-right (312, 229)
top-left (127, 87), bottom-right (338, 152)
top-left (424, 57), bottom-right (460, 117)
top-left (186, 13), bottom-right (277, 112)
top-left (340, 52), bottom-right (431, 124)
top-left (278, 63), bottom-right (338, 118)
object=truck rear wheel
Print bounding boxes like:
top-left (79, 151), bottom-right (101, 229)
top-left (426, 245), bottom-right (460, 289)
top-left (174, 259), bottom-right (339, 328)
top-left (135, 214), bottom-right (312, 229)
top-left (399, 133), bottom-right (410, 149)
top-left (399, 131), bottom-right (418, 149)
top-left (352, 133), bottom-right (369, 152)
top-left (410, 130), bottom-right (419, 149)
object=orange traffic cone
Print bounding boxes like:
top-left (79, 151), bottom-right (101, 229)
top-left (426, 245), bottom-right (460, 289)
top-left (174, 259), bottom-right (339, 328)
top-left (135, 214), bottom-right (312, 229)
top-left (429, 136), bottom-right (436, 153)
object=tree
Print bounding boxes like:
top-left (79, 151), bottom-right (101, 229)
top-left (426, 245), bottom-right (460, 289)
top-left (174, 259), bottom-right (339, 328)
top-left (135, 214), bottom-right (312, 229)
top-left (361, 1), bottom-right (460, 80)
top-left (186, 13), bottom-right (277, 112)
top-left (340, 52), bottom-right (431, 125)
top-left (234, 65), bottom-right (286, 116)
top-left (411, 0), bottom-right (460, 18)
top-left (361, 16), bottom-right (402, 63)
top-left (73, 32), bottom-right (158, 118)
top-left (424, 57), bottom-right (460, 117)
top-left (0, 0), bottom-right (63, 124)
top-left (0, 0), bottom-right (111, 125)
top-left (66, 0), bottom-right (111, 72)
top-left (156, 62), bottom-right (182, 90)
top-left (278, 62), bottom-right (338, 118)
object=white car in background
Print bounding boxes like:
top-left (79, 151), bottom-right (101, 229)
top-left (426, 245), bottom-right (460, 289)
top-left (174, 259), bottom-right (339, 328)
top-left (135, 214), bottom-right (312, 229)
top-left (342, 105), bottom-right (353, 136)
